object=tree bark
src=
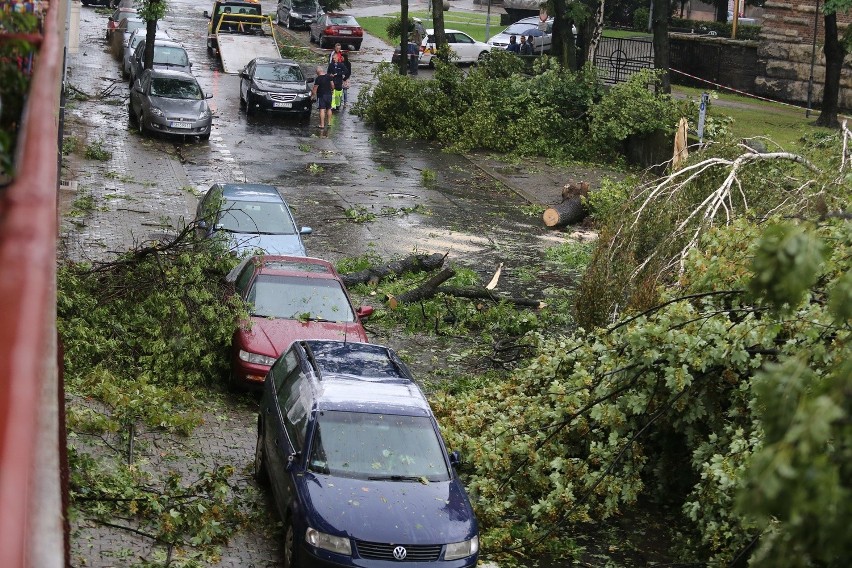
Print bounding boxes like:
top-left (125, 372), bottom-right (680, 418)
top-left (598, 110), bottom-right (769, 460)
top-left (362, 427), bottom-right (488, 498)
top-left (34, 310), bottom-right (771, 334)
top-left (389, 268), bottom-right (456, 305)
top-left (816, 13), bottom-right (846, 129)
top-left (587, 0), bottom-right (606, 66)
top-left (143, 18), bottom-right (158, 71)
top-left (400, 0), bottom-right (409, 75)
top-left (543, 197), bottom-right (588, 228)
top-left (652, 0), bottom-right (671, 93)
top-left (435, 286), bottom-right (545, 308)
top-left (431, 0), bottom-right (447, 60)
top-left (551, 0), bottom-right (578, 70)
top-left (340, 252), bottom-right (446, 287)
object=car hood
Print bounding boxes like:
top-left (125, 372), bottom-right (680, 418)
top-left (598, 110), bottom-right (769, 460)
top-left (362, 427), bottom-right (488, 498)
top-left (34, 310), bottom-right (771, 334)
top-left (238, 317), bottom-right (367, 357)
top-left (226, 232), bottom-right (306, 256)
top-left (253, 79), bottom-right (309, 93)
top-left (150, 96), bottom-right (208, 117)
top-left (299, 473), bottom-right (477, 545)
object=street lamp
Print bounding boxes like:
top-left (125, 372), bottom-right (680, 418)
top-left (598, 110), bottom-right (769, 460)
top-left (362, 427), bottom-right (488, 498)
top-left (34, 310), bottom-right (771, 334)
top-left (806, 0), bottom-right (821, 118)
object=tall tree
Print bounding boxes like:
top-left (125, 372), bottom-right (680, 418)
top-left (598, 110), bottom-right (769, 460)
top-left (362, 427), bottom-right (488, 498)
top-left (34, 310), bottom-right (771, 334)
top-left (550, 0), bottom-right (587, 70)
top-left (139, 0), bottom-right (166, 72)
top-left (652, 0), bottom-right (671, 92)
top-left (400, 0), bottom-right (409, 75)
top-left (430, 0), bottom-right (447, 61)
top-left (817, 1), bottom-right (852, 128)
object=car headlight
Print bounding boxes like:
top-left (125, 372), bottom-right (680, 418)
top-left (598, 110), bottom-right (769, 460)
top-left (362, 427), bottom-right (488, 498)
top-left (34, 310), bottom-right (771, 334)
top-left (150, 107), bottom-right (164, 117)
top-left (305, 528), bottom-right (351, 556)
top-left (295, 93), bottom-right (309, 100)
top-left (199, 108), bottom-right (211, 120)
top-left (250, 86), bottom-right (264, 95)
top-left (238, 350), bottom-right (276, 366)
top-left (444, 535), bottom-right (479, 560)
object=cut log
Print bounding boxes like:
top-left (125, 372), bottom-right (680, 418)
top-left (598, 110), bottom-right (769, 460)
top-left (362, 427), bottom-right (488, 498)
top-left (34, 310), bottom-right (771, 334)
top-left (341, 252), bottom-right (446, 287)
top-left (387, 268), bottom-right (456, 307)
top-left (561, 180), bottom-right (590, 201)
top-left (543, 196), bottom-right (588, 228)
top-left (435, 286), bottom-right (545, 308)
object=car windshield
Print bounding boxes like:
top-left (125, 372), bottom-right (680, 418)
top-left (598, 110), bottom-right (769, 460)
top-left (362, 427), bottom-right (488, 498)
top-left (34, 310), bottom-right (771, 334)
top-left (217, 199), bottom-right (297, 234)
top-left (150, 78), bottom-right (202, 100)
top-left (254, 63), bottom-right (303, 82)
top-left (293, 0), bottom-right (317, 11)
top-left (153, 46), bottom-right (190, 67)
top-left (246, 275), bottom-right (355, 321)
top-left (328, 15), bottom-right (357, 25)
top-left (126, 20), bottom-right (145, 34)
top-left (308, 411), bottom-right (451, 481)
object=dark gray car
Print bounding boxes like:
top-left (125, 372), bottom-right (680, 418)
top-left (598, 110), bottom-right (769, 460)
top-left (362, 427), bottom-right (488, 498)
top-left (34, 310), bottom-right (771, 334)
top-left (129, 39), bottom-right (192, 86)
top-left (129, 69), bottom-right (213, 140)
top-left (276, 0), bottom-right (322, 30)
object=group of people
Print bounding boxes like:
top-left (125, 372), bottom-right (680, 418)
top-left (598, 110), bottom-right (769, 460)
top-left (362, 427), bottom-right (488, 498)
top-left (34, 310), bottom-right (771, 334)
top-left (505, 34), bottom-right (536, 55)
top-left (310, 43), bottom-right (352, 129)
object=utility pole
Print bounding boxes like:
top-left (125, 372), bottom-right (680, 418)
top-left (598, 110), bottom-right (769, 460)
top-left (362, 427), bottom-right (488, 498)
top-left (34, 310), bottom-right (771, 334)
top-left (485, 0), bottom-right (492, 42)
top-left (400, 0), bottom-right (409, 75)
top-left (731, 0), bottom-right (739, 39)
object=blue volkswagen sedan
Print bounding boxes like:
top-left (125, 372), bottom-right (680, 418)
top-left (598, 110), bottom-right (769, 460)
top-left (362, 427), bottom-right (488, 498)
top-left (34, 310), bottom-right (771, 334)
top-left (195, 183), bottom-right (312, 256)
top-left (255, 340), bottom-right (480, 567)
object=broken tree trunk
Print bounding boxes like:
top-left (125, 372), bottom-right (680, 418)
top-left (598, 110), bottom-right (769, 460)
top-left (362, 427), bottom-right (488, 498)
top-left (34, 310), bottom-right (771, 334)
top-left (543, 197), bottom-right (588, 228)
top-left (386, 268), bottom-right (455, 308)
top-left (341, 252), bottom-right (446, 287)
top-left (561, 180), bottom-right (590, 201)
top-left (435, 286), bottom-right (545, 308)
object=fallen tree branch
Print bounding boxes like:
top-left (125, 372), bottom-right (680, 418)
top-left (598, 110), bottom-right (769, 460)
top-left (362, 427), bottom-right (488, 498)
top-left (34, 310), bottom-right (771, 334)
top-left (341, 252), bottom-right (447, 287)
top-left (435, 286), bottom-right (545, 308)
top-left (386, 268), bottom-right (455, 307)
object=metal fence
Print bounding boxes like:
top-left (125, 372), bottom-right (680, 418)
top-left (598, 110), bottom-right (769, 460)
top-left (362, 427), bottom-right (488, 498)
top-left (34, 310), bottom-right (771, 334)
top-left (593, 36), bottom-right (654, 84)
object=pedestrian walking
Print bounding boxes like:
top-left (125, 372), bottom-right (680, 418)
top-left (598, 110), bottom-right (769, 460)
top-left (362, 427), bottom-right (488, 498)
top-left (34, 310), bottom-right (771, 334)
top-left (407, 38), bottom-right (420, 75)
top-left (506, 35), bottom-right (520, 53)
top-left (311, 65), bottom-right (334, 128)
top-left (328, 42), bottom-right (344, 64)
top-left (519, 35), bottom-right (533, 56)
top-left (341, 51), bottom-right (352, 107)
top-left (328, 52), bottom-right (345, 110)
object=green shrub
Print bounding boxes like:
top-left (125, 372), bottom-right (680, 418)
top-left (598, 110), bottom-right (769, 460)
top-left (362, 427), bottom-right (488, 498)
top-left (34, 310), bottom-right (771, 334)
top-left (632, 7), bottom-right (649, 31)
top-left (671, 17), bottom-right (761, 41)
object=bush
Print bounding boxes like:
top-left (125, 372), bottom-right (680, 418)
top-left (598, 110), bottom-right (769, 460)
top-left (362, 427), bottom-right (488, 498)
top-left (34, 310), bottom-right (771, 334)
top-left (633, 7), bottom-right (649, 31)
top-left (670, 17), bottom-right (761, 41)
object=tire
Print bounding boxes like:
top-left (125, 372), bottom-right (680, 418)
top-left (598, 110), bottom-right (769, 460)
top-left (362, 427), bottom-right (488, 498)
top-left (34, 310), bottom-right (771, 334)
top-left (477, 51), bottom-right (489, 62)
top-left (239, 88), bottom-right (246, 109)
top-left (282, 518), bottom-right (299, 568)
top-left (254, 431), bottom-right (269, 486)
top-left (128, 103), bottom-right (137, 126)
top-left (137, 111), bottom-right (148, 136)
top-left (200, 130), bottom-right (211, 142)
top-left (319, 34), bottom-right (327, 48)
top-left (287, 16), bottom-right (293, 30)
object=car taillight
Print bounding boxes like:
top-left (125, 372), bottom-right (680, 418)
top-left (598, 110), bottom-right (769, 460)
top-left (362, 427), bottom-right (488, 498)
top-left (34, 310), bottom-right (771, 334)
top-left (325, 26), bottom-right (335, 35)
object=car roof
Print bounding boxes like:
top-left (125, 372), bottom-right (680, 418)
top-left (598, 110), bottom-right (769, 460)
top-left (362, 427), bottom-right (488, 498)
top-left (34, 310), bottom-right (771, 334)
top-left (426, 28), bottom-right (466, 35)
top-left (146, 68), bottom-right (198, 81)
top-left (252, 57), bottom-right (298, 66)
top-left (218, 183), bottom-right (285, 202)
top-left (145, 39), bottom-right (185, 49)
top-left (297, 340), bottom-right (431, 415)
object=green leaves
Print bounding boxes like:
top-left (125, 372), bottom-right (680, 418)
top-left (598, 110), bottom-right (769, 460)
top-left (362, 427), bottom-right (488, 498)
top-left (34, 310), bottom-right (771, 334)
top-left (748, 223), bottom-right (828, 312)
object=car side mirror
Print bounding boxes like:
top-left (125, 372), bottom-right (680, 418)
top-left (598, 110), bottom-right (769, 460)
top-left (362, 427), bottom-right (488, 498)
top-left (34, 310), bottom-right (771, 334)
top-left (449, 451), bottom-right (461, 467)
top-left (205, 92), bottom-right (213, 99)
top-left (356, 306), bottom-right (374, 320)
top-left (286, 452), bottom-right (300, 471)
top-left (203, 10), bottom-right (210, 18)
top-left (299, 226), bottom-right (312, 235)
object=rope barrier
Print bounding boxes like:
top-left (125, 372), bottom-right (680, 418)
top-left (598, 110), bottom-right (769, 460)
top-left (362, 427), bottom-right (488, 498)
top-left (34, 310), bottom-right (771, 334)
top-left (669, 67), bottom-right (808, 110)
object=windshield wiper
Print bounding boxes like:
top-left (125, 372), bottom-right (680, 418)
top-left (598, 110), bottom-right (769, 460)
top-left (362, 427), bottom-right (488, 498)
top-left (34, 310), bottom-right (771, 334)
top-left (367, 475), bottom-right (425, 482)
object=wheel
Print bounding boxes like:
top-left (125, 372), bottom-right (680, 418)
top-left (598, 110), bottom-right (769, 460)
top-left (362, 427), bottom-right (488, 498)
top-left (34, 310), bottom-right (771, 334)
top-left (477, 51), bottom-right (489, 62)
top-left (128, 103), bottom-right (137, 125)
top-left (200, 130), bottom-right (211, 141)
top-left (308, 29), bottom-right (314, 43)
top-left (239, 88), bottom-right (246, 109)
top-left (137, 111), bottom-right (148, 136)
top-left (319, 34), bottom-right (326, 48)
top-left (287, 16), bottom-right (293, 30)
top-left (300, 110), bottom-right (311, 122)
top-left (254, 431), bottom-right (269, 486)
top-left (282, 518), bottom-right (298, 568)
top-left (245, 96), bottom-right (254, 116)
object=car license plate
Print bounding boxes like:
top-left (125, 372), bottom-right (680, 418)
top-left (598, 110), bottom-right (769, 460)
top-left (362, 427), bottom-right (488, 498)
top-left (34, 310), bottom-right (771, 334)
top-left (170, 122), bottom-right (192, 129)
top-left (273, 102), bottom-right (292, 108)
top-left (339, 30), bottom-right (352, 35)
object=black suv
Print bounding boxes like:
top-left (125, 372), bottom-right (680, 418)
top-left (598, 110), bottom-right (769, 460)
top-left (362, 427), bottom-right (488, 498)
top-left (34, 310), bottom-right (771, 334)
top-left (255, 340), bottom-right (480, 567)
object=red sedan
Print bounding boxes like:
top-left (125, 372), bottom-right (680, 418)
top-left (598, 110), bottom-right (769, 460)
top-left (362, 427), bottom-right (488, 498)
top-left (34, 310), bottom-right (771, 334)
top-left (225, 255), bottom-right (373, 389)
top-left (309, 12), bottom-right (363, 51)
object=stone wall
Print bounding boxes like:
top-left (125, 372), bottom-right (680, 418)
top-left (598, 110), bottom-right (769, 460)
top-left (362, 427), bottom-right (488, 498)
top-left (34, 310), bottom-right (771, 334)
top-left (670, 34), bottom-right (759, 92)
top-left (756, 1), bottom-right (852, 109)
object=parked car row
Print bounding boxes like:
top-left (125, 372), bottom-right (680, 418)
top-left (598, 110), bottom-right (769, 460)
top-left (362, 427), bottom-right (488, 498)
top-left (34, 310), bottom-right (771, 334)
top-left (188, 182), bottom-right (480, 566)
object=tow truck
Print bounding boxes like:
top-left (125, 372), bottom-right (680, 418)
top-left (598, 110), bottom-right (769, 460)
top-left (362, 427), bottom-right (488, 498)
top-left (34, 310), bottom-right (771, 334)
top-left (204, 0), bottom-right (282, 74)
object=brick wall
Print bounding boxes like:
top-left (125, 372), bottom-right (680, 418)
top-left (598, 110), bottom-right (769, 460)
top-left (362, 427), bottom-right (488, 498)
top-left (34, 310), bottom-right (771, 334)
top-left (757, 1), bottom-right (852, 108)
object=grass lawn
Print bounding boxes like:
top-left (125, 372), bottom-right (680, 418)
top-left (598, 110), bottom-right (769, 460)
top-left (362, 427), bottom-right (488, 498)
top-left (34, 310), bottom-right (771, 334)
top-left (672, 85), bottom-right (837, 150)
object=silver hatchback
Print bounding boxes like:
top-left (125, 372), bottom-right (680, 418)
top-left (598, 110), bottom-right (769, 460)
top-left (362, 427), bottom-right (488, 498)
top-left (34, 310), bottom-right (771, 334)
top-left (129, 69), bottom-right (213, 140)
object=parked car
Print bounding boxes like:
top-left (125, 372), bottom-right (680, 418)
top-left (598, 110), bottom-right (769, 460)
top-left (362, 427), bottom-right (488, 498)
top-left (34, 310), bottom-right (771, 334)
top-left (111, 16), bottom-right (147, 56)
top-left (129, 39), bottom-right (192, 86)
top-left (309, 12), bottom-right (363, 50)
top-left (239, 57), bottom-right (312, 118)
top-left (224, 256), bottom-right (373, 388)
top-left (129, 69), bottom-right (213, 140)
top-left (420, 28), bottom-right (492, 66)
top-left (106, 9), bottom-right (136, 42)
top-left (255, 339), bottom-right (480, 567)
top-left (195, 183), bottom-right (312, 257)
top-left (276, 0), bottom-right (322, 30)
top-left (486, 16), bottom-right (553, 53)
top-left (123, 28), bottom-right (171, 79)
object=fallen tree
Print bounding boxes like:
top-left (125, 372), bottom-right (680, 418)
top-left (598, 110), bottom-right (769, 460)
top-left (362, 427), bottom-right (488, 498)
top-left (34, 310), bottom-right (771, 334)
top-left (341, 252), bottom-right (446, 287)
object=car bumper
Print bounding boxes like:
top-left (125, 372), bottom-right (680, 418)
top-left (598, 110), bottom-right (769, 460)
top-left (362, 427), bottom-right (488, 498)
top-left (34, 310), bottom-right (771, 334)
top-left (327, 35), bottom-right (362, 46)
top-left (246, 93), bottom-right (312, 114)
top-left (300, 545), bottom-right (478, 568)
top-left (290, 16), bottom-right (315, 28)
top-left (147, 115), bottom-right (212, 137)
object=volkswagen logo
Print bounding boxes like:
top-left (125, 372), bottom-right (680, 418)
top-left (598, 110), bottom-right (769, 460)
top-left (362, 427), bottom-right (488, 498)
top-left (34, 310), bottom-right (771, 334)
top-left (392, 545), bottom-right (408, 560)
